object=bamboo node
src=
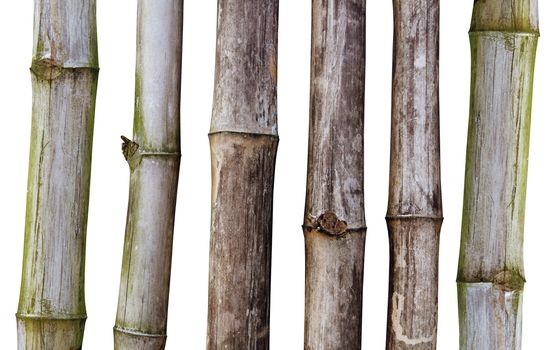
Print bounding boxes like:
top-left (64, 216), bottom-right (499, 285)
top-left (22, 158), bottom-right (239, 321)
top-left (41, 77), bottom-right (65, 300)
top-left (113, 326), bottom-right (167, 338)
top-left (493, 270), bottom-right (525, 292)
top-left (16, 312), bottom-right (87, 321)
top-left (30, 58), bottom-right (63, 80)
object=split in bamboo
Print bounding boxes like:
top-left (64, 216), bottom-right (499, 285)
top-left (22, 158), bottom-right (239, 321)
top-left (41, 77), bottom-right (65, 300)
top-left (303, 1), bottom-right (366, 349)
top-left (16, 0), bottom-right (98, 348)
top-left (206, 0), bottom-right (279, 348)
top-left (386, 1), bottom-right (442, 349)
top-left (113, 0), bottom-right (183, 348)
top-left (457, 1), bottom-right (539, 349)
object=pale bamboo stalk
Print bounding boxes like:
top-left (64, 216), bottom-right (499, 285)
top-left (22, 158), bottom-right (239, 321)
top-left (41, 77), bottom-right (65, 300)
top-left (16, 1), bottom-right (98, 349)
top-left (457, 1), bottom-right (538, 349)
top-left (303, 1), bottom-right (366, 349)
top-left (113, 1), bottom-right (183, 349)
top-left (385, 1), bottom-right (442, 349)
top-left (206, 0), bottom-right (279, 348)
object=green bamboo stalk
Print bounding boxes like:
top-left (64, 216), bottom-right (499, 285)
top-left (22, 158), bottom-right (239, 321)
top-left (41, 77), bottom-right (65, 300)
top-left (16, 0), bottom-right (98, 348)
top-left (206, 0), bottom-right (279, 348)
top-left (457, 1), bottom-right (538, 349)
top-left (303, 1), bottom-right (366, 348)
top-left (113, 0), bottom-right (183, 348)
top-left (386, 1), bottom-right (442, 349)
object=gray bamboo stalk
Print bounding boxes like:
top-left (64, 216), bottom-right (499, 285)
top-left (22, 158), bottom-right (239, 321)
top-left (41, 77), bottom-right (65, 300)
top-left (206, 0), bottom-right (278, 348)
top-left (303, 1), bottom-right (366, 349)
top-left (113, 1), bottom-right (183, 349)
top-left (386, 1), bottom-right (442, 349)
top-left (457, 1), bottom-right (538, 349)
top-left (16, 1), bottom-right (98, 349)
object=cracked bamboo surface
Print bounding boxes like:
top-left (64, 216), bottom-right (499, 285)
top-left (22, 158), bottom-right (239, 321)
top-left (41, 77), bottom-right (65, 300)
top-left (206, 0), bottom-right (279, 348)
top-left (16, 1), bottom-right (98, 349)
top-left (457, 1), bottom-right (538, 349)
top-left (114, 1), bottom-right (183, 349)
top-left (386, 1), bottom-right (442, 349)
top-left (303, 1), bottom-right (366, 349)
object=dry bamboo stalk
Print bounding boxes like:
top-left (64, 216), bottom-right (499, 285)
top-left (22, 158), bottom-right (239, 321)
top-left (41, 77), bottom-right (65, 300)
top-left (457, 1), bottom-right (538, 349)
top-left (303, 1), bottom-right (366, 348)
top-left (385, 1), bottom-right (442, 349)
top-left (113, 0), bottom-right (183, 348)
top-left (206, 0), bottom-right (279, 348)
top-left (16, 0), bottom-right (98, 348)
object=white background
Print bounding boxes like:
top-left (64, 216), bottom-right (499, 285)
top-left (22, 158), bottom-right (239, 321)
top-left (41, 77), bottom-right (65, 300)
top-left (1, 1), bottom-right (556, 348)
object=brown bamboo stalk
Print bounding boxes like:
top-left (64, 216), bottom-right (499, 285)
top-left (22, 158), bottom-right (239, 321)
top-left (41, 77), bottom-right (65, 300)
top-left (457, 1), bottom-right (539, 349)
top-left (303, 1), bottom-right (366, 349)
top-left (385, 1), bottom-right (442, 349)
top-left (206, 0), bottom-right (279, 348)
top-left (16, 0), bottom-right (98, 348)
top-left (113, 0), bottom-right (183, 348)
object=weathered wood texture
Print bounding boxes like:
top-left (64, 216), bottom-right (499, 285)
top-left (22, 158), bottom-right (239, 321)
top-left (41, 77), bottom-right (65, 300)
top-left (457, 1), bottom-right (538, 349)
top-left (303, 1), bottom-right (366, 349)
top-left (207, 0), bottom-right (279, 348)
top-left (114, 1), bottom-right (183, 349)
top-left (17, 1), bottom-right (98, 349)
top-left (386, 1), bottom-right (441, 349)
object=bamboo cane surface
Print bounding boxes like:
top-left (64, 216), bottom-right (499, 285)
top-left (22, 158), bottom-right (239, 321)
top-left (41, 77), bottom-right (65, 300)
top-left (457, 1), bottom-right (539, 349)
top-left (113, 0), bottom-right (183, 348)
top-left (303, 1), bottom-right (366, 348)
top-left (17, 1), bottom-right (98, 348)
top-left (386, 1), bottom-right (442, 349)
top-left (207, 0), bottom-right (279, 348)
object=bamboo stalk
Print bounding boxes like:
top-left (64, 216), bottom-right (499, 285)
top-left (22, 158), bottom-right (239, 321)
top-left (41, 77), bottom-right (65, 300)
top-left (206, 0), bottom-right (279, 348)
top-left (386, 1), bottom-right (442, 349)
top-left (457, 1), bottom-right (538, 349)
top-left (16, 1), bottom-right (98, 348)
top-left (303, 1), bottom-right (366, 348)
top-left (113, 0), bottom-right (183, 348)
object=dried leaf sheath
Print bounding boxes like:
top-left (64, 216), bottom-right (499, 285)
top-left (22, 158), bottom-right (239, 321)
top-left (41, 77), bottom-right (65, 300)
top-left (303, 1), bottom-right (366, 349)
top-left (16, 1), bottom-right (98, 349)
top-left (386, 1), bottom-right (442, 349)
top-left (457, 1), bottom-right (538, 349)
top-left (207, 0), bottom-right (279, 348)
top-left (114, 1), bottom-right (183, 348)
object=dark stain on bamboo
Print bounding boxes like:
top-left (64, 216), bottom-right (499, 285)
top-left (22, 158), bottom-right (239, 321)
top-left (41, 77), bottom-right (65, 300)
top-left (303, 1), bottom-right (366, 349)
top-left (207, 0), bottom-right (279, 348)
top-left (386, 1), bottom-right (442, 349)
